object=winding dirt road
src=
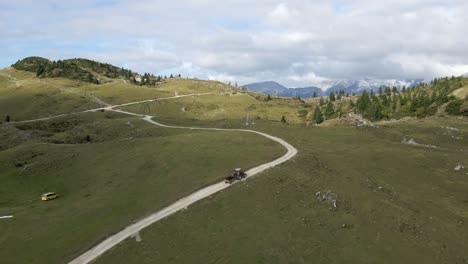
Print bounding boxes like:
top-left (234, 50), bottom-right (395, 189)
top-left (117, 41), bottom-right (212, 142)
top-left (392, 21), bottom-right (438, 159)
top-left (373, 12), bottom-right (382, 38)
top-left (69, 110), bottom-right (297, 264)
top-left (10, 92), bottom-right (298, 264)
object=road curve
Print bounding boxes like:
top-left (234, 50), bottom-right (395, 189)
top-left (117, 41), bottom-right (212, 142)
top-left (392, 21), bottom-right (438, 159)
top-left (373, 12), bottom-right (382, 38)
top-left (69, 111), bottom-right (297, 264)
top-left (12, 93), bottom-right (216, 124)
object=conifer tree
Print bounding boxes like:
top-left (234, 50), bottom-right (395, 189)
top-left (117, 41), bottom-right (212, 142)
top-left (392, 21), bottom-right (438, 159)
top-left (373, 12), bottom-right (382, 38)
top-left (312, 106), bottom-right (324, 124)
top-left (319, 97), bottom-right (325, 106)
top-left (325, 102), bottom-right (335, 118)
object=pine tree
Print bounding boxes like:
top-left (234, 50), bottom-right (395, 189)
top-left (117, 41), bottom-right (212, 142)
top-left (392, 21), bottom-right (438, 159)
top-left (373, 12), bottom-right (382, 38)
top-left (319, 97), bottom-right (325, 106)
top-left (312, 106), bottom-right (324, 124)
top-left (329, 92), bottom-right (336, 101)
top-left (385, 87), bottom-right (392, 96)
top-left (356, 90), bottom-right (370, 112)
top-left (312, 91), bottom-right (317, 98)
top-left (266, 94), bottom-right (272, 101)
top-left (36, 65), bottom-right (45, 76)
top-left (372, 102), bottom-right (384, 120)
top-left (325, 102), bottom-right (335, 118)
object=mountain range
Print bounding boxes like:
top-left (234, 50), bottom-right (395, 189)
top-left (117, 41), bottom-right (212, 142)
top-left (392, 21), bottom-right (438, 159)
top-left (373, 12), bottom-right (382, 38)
top-left (243, 79), bottom-right (426, 98)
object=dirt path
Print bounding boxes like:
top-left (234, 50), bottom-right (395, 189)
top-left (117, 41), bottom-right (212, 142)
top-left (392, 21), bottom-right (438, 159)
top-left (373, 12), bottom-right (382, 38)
top-left (6, 91), bottom-right (297, 263)
top-left (37, 79), bottom-right (110, 106)
top-left (67, 96), bottom-right (298, 264)
top-left (11, 93), bottom-right (216, 124)
top-left (0, 72), bottom-right (17, 81)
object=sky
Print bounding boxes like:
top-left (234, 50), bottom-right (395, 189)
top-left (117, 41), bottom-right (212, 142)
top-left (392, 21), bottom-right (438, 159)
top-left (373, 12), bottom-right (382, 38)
top-left (1, 0), bottom-right (468, 87)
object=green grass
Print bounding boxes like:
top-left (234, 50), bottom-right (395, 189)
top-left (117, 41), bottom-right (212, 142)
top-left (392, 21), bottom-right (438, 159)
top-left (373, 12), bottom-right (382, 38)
top-left (0, 112), bottom-right (285, 264)
top-left (0, 69), bottom-right (100, 121)
top-left (96, 118), bottom-right (468, 264)
top-left (3, 67), bottom-right (468, 264)
top-left (120, 93), bottom-right (307, 124)
top-left (43, 78), bottom-right (236, 105)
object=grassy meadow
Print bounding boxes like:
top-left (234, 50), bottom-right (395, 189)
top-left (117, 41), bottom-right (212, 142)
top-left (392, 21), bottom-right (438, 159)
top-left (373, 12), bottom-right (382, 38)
top-left (96, 117), bottom-right (468, 264)
top-left (120, 93), bottom-right (307, 124)
top-left (0, 111), bottom-right (285, 264)
top-left (1, 68), bottom-right (467, 264)
top-left (0, 68), bottom-right (100, 121)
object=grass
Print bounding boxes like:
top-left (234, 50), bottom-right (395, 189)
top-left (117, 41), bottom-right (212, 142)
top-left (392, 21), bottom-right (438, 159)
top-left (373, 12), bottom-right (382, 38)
top-left (96, 118), bottom-right (468, 264)
top-left (0, 69), bottom-right (100, 121)
top-left (120, 93), bottom-right (307, 124)
top-left (39, 78), bottom-right (237, 105)
top-left (2, 68), bottom-right (468, 264)
top-left (0, 112), bottom-right (285, 264)
top-left (451, 86), bottom-right (468, 99)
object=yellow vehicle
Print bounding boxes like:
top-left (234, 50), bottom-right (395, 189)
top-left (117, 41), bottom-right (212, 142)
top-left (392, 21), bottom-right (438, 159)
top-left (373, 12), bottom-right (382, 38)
top-left (41, 192), bottom-right (58, 201)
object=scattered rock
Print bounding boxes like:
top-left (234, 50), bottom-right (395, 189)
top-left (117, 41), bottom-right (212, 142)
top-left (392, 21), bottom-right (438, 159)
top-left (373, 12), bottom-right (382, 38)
top-left (340, 113), bottom-right (379, 128)
top-left (130, 232), bottom-right (142, 242)
top-left (316, 190), bottom-right (338, 209)
top-left (440, 126), bottom-right (464, 140)
top-left (401, 137), bottom-right (437, 148)
top-left (441, 126), bottom-right (460, 132)
top-left (454, 163), bottom-right (465, 171)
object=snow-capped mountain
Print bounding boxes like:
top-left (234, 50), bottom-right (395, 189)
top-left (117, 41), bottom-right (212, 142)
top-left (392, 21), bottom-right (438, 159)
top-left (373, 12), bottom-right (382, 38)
top-left (243, 81), bottom-right (324, 97)
top-left (322, 78), bottom-right (425, 95)
top-left (243, 78), bottom-right (426, 98)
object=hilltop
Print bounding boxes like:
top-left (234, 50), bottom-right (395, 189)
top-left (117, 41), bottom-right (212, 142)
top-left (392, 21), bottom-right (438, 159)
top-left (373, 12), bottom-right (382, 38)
top-left (11, 57), bottom-right (161, 85)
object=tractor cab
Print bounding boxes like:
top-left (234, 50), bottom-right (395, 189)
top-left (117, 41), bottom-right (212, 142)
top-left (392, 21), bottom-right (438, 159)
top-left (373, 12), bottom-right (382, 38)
top-left (225, 168), bottom-right (247, 184)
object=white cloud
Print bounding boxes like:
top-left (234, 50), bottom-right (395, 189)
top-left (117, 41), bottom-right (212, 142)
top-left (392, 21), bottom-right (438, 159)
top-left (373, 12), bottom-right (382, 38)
top-left (1, 0), bottom-right (468, 86)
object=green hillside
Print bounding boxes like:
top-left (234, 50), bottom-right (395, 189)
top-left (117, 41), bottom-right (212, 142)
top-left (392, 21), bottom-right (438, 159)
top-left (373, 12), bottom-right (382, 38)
top-left (11, 57), bottom-right (142, 84)
top-left (97, 118), bottom-right (468, 264)
top-left (0, 110), bottom-right (285, 264)
top-left (1, 57), bottom-right (467, 264)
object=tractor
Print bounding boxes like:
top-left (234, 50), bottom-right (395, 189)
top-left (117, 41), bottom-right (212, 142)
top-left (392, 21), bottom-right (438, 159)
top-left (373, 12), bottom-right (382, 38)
top-left (225, 168), bottom-right (247, 184)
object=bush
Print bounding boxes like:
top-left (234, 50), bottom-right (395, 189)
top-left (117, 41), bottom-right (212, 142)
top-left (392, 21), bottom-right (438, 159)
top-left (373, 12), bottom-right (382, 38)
top-left (446, 100), bottom-right (464, 115)
top-left (297, 109), bottom-right (308, 117)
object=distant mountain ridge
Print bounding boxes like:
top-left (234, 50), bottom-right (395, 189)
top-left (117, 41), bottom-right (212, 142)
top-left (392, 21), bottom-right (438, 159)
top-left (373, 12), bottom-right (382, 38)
top-left (243, 81), bottom-right (324, 97)
top-left (244, 79), bottom-right (425, 98)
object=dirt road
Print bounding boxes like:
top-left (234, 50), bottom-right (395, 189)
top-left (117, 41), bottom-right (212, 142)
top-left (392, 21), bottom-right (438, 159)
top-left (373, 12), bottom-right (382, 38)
top-left (7, 91), bottom-right (297, 264)
top-left (68, 101), bottom-right (297, 264)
